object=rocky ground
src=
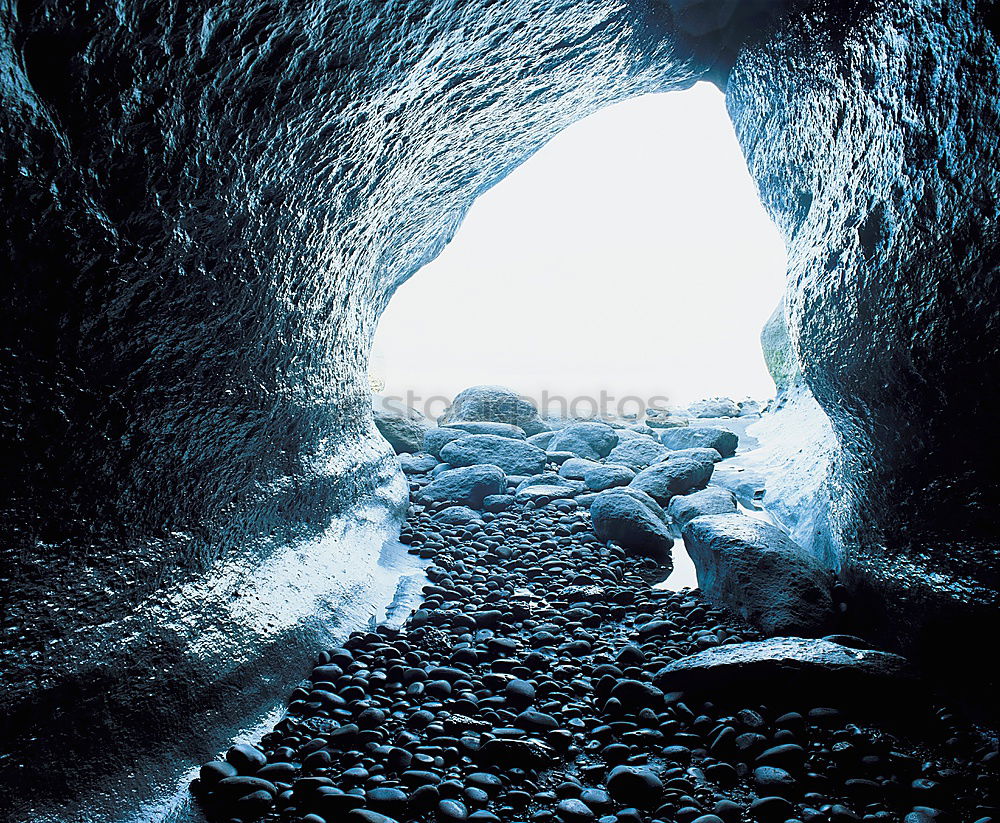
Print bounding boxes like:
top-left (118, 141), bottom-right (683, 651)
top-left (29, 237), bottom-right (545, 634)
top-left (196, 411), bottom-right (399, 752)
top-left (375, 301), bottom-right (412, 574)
top-left (190, 409), bottom-right (999, 823)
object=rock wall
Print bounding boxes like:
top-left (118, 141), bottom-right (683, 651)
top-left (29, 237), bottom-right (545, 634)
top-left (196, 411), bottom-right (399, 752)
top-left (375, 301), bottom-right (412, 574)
top-left (0, 0), bottom-right (703, 817)
top-left (1, 0), bottom-right (998, 817)
top-left (727, 0), bottom-right (1000, 689)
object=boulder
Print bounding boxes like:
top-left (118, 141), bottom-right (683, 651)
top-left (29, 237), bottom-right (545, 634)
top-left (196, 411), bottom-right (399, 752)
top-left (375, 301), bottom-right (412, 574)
top-left (667, 486), bottom-right (738, 530)
top-left (440, 434), bottom-right (547, 475)
top-left (645, 409), bottom-right (688, 429)
top-left (546, 422), bottom-right (619, 460)
top-left (660, 426), bottom-right (739, 457)
top-left (373, 404), bottom-right (429, 454)
top-left (589, 488), bottom-right (674, 561)
top-left (443, 421), bottom-right (526, 439)
top-left (605, 437), bottom-right (669, 470)
top-left (584, 465), bottom-right (635, 491)
top-left (483, 494), bottom-right (516, 513)
top-left (630, 457), bottom-right (713, 504)
top-left (416, 465), bottom-right (507, 508)
top-left (652, 638), bottom-right (914, 704)
top-left (399, 453), bottom-right (439, 474)
top-left (527, 431), bottom-right (556, 449)
top-left (688, 397), bottom-right (740, 418)
top-left (710, 464), bottom-right (766, 508)
top-left (432, 506), bottom-right (482, 525)
top-left (514, 484), bottom-right (578, 503)
top-left (682, 514), bottom-right (836, 636)
top-left (559, 457), bottom-right (603, 480)
top-left (439, 385), bottom-right (547, 435)
top-left (423, 427), bottom-right (466, 458)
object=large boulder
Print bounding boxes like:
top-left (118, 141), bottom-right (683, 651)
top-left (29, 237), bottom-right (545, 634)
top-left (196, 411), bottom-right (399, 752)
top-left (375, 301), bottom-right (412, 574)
top-left (546, 422), bottom-right (619, 460)
top-left (605, 436), bottom-right (669, 470)
top-left (439, 434), bottom-right (547, 475)
top-left (660, 426), bottom-right (739, 458)
top-left (415, 465), bottom-right (507, 508)
top-left (373, 403), bottom-right (429, 454)
top-left (659, 446), bottom-right (723, 464)
top-left (629, 456), bottom-right (713, 504)
top-left (589, 488), bottom-right (673, 561)
top-left (439, 385), bottom-right (547, 435)
top-left (667, 487), bottom-right (738, 530)
top-left (584, 465), bottom-right (636, 491)
top-left (682, 514), bottom-right (836, 636)
top-left (653, 638), bottom-right (914, 704)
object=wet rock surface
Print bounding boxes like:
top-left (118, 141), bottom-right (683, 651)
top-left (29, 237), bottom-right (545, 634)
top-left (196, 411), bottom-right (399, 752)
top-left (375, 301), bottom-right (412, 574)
top-left (192, 473), bottom-right (999, 823)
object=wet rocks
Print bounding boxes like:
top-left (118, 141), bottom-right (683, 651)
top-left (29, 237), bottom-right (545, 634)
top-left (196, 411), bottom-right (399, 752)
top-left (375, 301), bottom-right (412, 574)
top-left (547, 422), bottom-right (619, 460)
top-left (683, 514), bottom-right (836, 636)
top-left (416, 465), bottom-right (506, 508)
top-left (629, 456), bottom-right (714, 504)
top-left (192, 438), bottom-right (993, 823)
top-left (660, 426), bottom-right (739, 458)
top-left (589, 488), bottom-right (673, 560)
top-left (687, 398), bottom-right (740, 418)
top-left (443, 421), bottom-right (527, 439)
top-left (440, 434), bottom-right (547, 475)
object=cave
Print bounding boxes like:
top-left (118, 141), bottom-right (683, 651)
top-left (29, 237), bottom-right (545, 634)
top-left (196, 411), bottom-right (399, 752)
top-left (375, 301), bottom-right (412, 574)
top-left (1, 1), bottom-right (998, 821)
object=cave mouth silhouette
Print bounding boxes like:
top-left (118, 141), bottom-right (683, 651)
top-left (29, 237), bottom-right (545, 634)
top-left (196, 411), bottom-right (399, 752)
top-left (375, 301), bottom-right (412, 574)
top-left (372, 84), bottom-right (787, 417)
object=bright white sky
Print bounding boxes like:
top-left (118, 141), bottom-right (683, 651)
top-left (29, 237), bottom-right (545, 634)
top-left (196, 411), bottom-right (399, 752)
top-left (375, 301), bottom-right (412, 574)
top-left (372, 83), bottom-right (786, 415)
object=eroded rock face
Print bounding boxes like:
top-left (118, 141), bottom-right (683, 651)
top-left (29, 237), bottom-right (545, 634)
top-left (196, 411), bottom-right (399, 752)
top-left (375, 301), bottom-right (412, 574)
top-left (726, 0), bottom-right (1000, 674)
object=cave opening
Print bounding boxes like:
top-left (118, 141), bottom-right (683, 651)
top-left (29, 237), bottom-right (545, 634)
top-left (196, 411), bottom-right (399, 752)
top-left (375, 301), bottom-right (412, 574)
top-left (371, 83), bottom-right (787, 422)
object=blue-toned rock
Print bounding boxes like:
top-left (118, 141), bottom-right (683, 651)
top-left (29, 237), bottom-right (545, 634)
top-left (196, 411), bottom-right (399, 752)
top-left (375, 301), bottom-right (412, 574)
top-left (630, 457), bottom-right (713, 504)
top-left (547, 422), bottom-right (619, 460)
top-left (660, 426), bottom-right (738, 458)
top-left (589, 488), bottom-right (673, 561)
top-left (416, 465), bottom-right (507, 508)
top-left (440, 434), bottom-right (547, 475)
top-left (606, 436), bottom-right (668, 469)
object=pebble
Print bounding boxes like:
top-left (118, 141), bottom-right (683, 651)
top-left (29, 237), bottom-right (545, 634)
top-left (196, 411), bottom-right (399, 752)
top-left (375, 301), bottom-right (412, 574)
top-left (188, 461), bottom-right (997, 823)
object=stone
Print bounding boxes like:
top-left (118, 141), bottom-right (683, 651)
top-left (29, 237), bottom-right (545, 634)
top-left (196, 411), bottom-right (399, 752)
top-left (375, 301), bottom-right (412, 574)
top-left (605, 437), bottom-right (669, 469)
top-left (589, 488), bottom-right (673, 561)
top-left (440, 434), bottom-right (547, 475)
top-left (416, 465), bottom-right (507, 508)
top-left (605, 765), bottom-right (663, 808)
top-left (547, 422), bottom-right (619, 460)
top-left (559, 457), bottom-right (604, 480)
top-left (432, 505), bottom-right (482, 525)
top-left (373, 403), bottom-right (430, 454)
top-left (660, 446), bottom-right (723, 463)
top-left (400, 453), bottom-right (439, 474)
top-left (424, 426), bottom-right (468, 457)
top-left (514, 484), bottom-right (579, 503)
top-left (439, 385), bottom-right (547, 435)
top-left (667, 487), bottom-right (738, 530)
top-left (483, 494), bottom-right (515, 513)
top-left (629, 457), bottom-right (713, 504)
top-left (443, 421), bottom-right (527, 438)
top-left (687, 397), bottom-right (740, 418)
top-left (660, 427), bottom-right (739, 458)
top-left (682, 513), bottom-right (836, 636)
top-left (528, 431), bottom-right (556, 449)
top-left (584, 465), bottom-right (635, 491)
top-left (653, 637), bottom-right (913, 700)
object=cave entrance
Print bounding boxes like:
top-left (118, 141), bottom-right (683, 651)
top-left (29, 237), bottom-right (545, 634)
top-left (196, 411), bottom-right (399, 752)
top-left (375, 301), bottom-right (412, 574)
top-left (371, 82), bottom-right (787, 424)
